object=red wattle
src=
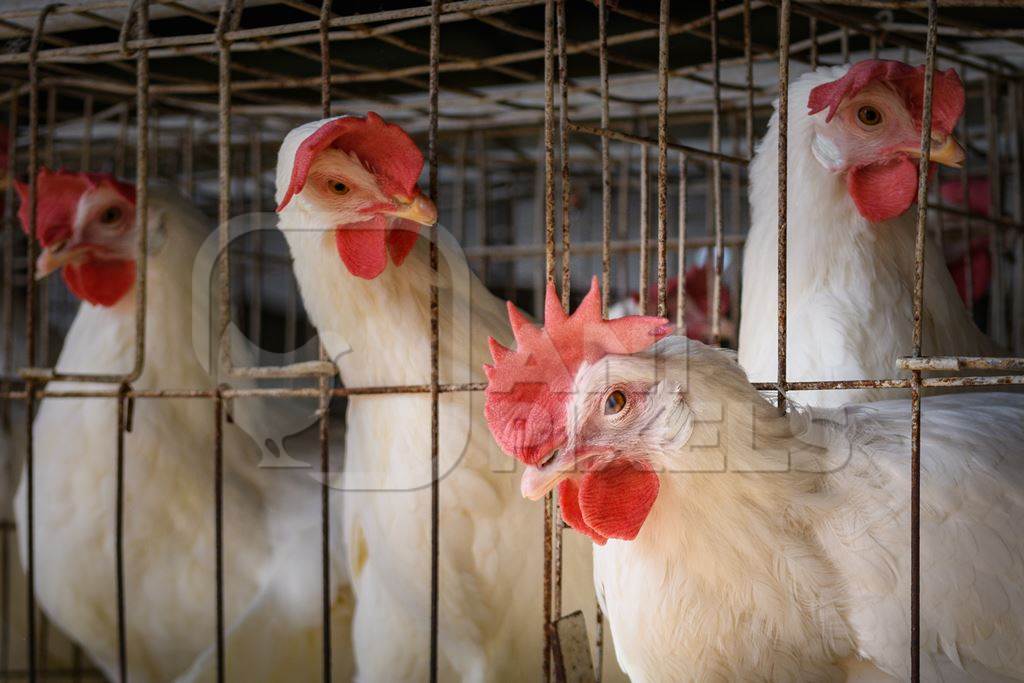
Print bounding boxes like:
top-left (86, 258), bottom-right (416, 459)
top-left (335, 216), bottom-right (389, 279)
top-left (847, 156), bottom-right (919, 222)
top-left (558, 479), bottom-right (607, 545)
top-left (386, 218), bottom-right (422, 267)
top-left (558, 463), bottom-right (660, 545)
top-left (63, 259), bottom-right (136, 307)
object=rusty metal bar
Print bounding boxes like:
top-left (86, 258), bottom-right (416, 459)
top-left (710, 0), bottom-right (723, 344)
top-left (984, 74), bottom-right (1005, 346)
top-left (428, 2), bottom-right (442, 682)
top-left (776, 0), bottom-right (790, 408)
top-left (599, 0), bottom-right (611, 322)
top-left (910, 2), bottom-right (940, 679)
top-left (475, 130), bottom-right (490, 283)
top-left (115, 385), bottom-right (128, 682)
top-left (543, 0), bottom-right (555, 675)
top-left (898, 356), bottom-right (1024, 371)
top-left (639, 137), bottom-right (650, 315)
top-left (656, 0), bottom-right (669, 318)
top-left (677, 154), bottom-right (688, 332)
top-left (567, 123), bottom-right (749, 167)
top-left (213, 391), bottom-right (225, 682)
top-left (743, 0), bottom-right (754, 157)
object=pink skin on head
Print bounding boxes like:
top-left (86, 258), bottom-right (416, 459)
top-left (807, 59), bottom-right (965, 222)
top-left (484, 277), bottom-right (672, 466)
top-left (276, 112), bottom-right (437, 280)
top-left (483, 277), bottom-right (670, 543)
top-left (16, 168), bottom-right (137, 307)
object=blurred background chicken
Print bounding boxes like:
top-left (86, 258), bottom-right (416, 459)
top-left (608, 263), bottom-right (735, 345)
top-left (485, 289), bottom-right (1024, 682)
top-left (739, 60), bottom-right (997, 408)
top-left (13, 169), bottom-right (352, 682)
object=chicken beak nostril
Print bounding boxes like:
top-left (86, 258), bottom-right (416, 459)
top-left (538, 450), bottom-right (558, 469)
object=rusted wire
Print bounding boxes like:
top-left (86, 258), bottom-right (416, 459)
top-left (598, 0), bottom-right (611, 323)
top-left (776, 0), bottom-right (790, 410)
top-left (677, 153), bottom-right (688, 332)
top-left (656, 0), bottom-right (669, 318)
top-left (639, 136), bottom-right (650, 315)
top-left (428, 2), bottom-right (442, 682)
top-left (115, 383), bottom-right (130, 682)
top-left (710, 0), bottom-right (723, 345)
top-left (567, 123), bottom-right (749, 167)
top-left (910, 3), bottom-right (939, 678)
top-left (542, 0), bottom-right (555, 678)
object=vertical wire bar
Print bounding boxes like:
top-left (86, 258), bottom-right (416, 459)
top-left (840, 27), bottom-right (849, 64)
top-left (44, 87), bottom-right (55, 167)
top-left (1012, 81), bottom-right (1024, 355)
top-left (542, 0), bottom-right (555, 678)
top-left (776, 0), bottom-right (790, 410)
top-left (318, 3), bottom-right (333, 681)
top-left (809, 17), bottom-right (818, 69)
top-left (910, 4), bottom-right (939, 680)
top-left (638, 141), bottom-right (649, 315)
top-left (743, 0), bottom-right (753, 159)
top-left (131, 0), bottom-right (150, 383)
top-left (115, 105), bottom-right (129, 179)
top-left (214, 2), bottom-right (235, 680)
top-left (958, 72), bottom-right (974, 313)
top-left (213, 393), bottom-right (225, 683)
top-left (248, 124), bottom-right (263, 347)
top-left (676, 154), bottom-right (687, 332)
top-left (80, 95), bottom-right (93, 172)
top-left (710, 0), bottom-right (723, 345)
top-left (182, 116), bottom-right (194, 199)
top-left (557, 0), bottom-right (571, 309)
top-left (25, 7), bottom-right (60, 677)
top-left (115, 388), bottom-right (128, 682)
top-left (0, 525), bottom-right (7, 678)
top-left (532, 134), bottom-right (545, 316)
top-left (453, 133), bottom-right (467, 243)
top-left (475, 130), bottom-right (489, 283)
top-left (553, 0), bottom-right (571, 637)
top-left (615, 128), bottom-right (632, 300)
top-left (656, 0), bottom-right (669, 319)
top-left (428, 3), bottom-right (441, 683)
top-left (984, 75), bottom-right (1004, 346)
top-left (1, 99), bottom-right (16, 471)
top-left (599, 0), bottom-right (610, 323)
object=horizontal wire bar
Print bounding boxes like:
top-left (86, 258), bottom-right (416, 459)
top-left (568, 122), bottom-right (749, 166)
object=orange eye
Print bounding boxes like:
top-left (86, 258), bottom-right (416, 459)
top-left (857, 106), bottom-right (882, 127)
top-left (329, 180), bottom-right (349, 195)
top-left (604, 390), bottom-right (627, 415)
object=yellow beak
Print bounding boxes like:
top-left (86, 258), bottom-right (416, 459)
top-left (386, 193), bottom-right (438, 226)
top-left (35, 243), bottom-right (88, 279)
top-left (902, 134), bottom-right (965, 169)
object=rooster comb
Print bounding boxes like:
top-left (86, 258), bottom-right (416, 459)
top-left (808, 59), bottom-right (964, 137)
top-left (483, 276), bottom-right (672, 466)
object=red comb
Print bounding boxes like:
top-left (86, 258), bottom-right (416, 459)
top-left (276, 112), bottom-right (424, 212)
top-left (16, 168), bottom-right (135, 246)
top-left (808, 60), bottom-right (964, 136)
top-left (484, 277), bottom-right (672, 466)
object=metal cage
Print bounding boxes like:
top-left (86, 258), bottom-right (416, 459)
top-left (1, 0), bottom-right (1023, 681)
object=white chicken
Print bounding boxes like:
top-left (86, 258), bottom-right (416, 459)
top-left (739, 59), bottom-right (997, 407)
top-left (275, 113), bottom-right (623, 681)
top-left (12, 169), bottom-right (351, 682)
top-left (485, 288), bottom-right (1024, 681)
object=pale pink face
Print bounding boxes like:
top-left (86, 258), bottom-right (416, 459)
top-left (17, 168), bottom-right (138, 307)
top-left (807, 60), bottom-right (966, 222)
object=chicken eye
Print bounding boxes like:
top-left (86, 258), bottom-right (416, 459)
top-left (100, 206), bottom-right (123, 224)
top-left (857, 106), bottom-right (882, 127)
top-left (330, 180), bottom-right (350, 195)
top-left (604, 390), bottom-right (627, 416)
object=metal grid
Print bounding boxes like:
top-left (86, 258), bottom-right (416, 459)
top-left (0, 1), bottom-right (1021, 682)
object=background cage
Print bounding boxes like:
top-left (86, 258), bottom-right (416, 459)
top-left (1, 0), bottom-right (1023, 681)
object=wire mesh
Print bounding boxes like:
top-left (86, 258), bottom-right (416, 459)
top-left (0, 1), bottom-right (1022, 682)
